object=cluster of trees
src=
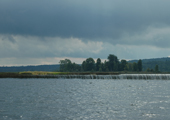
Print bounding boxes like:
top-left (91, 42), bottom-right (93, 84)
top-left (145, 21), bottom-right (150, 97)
top-left (59, 54), bottom-right (142, 72)
top-left (146, 65), bottom-right (159, 72)
top-left (59, 59), bottom-right (81, 72)
top-left (142, 60), bottom-right (167, 72)
top-left (130, 57), bottom-right (170, 72)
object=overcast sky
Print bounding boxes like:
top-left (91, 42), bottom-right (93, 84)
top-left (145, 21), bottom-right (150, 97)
top-left (1, 0), bottom-right (170, 66)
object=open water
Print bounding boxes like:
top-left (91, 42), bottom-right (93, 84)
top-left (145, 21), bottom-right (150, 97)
top-left (0, 78), bottom-right (170, 120)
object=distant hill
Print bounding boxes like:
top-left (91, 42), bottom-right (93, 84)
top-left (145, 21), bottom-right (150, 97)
top-left (128, 57), bottom-right (170, 72)
top-left (129, 57), bottom-right (170, 63)
top-left (0, 64), bottom-right (60, 72)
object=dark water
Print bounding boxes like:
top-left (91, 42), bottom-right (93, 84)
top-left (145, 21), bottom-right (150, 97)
top-left (0, 78), bottom-right (170, 120)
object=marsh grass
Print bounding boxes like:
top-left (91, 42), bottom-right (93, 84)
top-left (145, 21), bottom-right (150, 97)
top-left (19, 71), bottom-right (69, 75)
top-left (0, 72), bottom-right (20, 78)
top-left (1, 71), bottom-right (168, 78)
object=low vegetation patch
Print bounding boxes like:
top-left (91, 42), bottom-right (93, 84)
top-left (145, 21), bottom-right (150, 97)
top-left (19, 71), bottom-right (69, 75)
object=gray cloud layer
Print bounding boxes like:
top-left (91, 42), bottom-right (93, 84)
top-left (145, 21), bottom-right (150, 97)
top-left (1, 0), bottom-right (170, 65)
top-left (1, 0), bottom-right (170, 40)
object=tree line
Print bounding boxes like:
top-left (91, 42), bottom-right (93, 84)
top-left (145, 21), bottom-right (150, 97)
top-left (59, 54), bottom-right (142, 72)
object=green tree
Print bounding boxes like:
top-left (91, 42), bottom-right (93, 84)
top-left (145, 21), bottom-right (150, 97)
top-left (155, 65), bottom-right (159, 72)
top-left (107, 54), bottom-right (119, 71)
top-left (81, 61), bottom-right (86, 71)
top-left (84, 58), bottom-right (95, 71)
top-left (146, 68), bottom-right (151, 72)
top-left (72, 62), bottom-right (81, 72)
top-left (104, 60), bottom-right (109, 72)
top-left (127, 63), bottom-right (133, 71)
top-left (59, 59), bottom-right (81, 72)
top-left (120, 59), bottom-right (127, 71)
top-left (133, 62), bottom-right (138, 71)
top-left (99, 67), bottom-right (102, 72)
top-left (100, 63), bottom-right (105, 72)
top-left (59, 59), bottom-right (72, 72)
top-left (137, 59), bottom-right (142, 71)
top-left (124, 64), bottom-right (128, 71)
top-left (96, 58), bottom-right (101, 71)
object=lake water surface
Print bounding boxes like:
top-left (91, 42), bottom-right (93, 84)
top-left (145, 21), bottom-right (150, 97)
top-left (0, 78), bottom-right (170, 120)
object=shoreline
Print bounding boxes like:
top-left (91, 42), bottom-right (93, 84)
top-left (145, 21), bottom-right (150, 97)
top-left (1, 72), bottom-right (170, 79)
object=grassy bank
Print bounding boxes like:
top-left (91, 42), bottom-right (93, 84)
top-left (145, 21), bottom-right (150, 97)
top-left (19, 71), bottom-right (69, 75)
top-left (0, 72), bottom-right (66, 78)
top-left (0, 71), bottom-right (119, 78)
top-left (19, 71), bottom-right (120, 75)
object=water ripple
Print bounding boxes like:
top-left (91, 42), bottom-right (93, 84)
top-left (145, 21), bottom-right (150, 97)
top-left (0, 78), bottom-right (170, 119)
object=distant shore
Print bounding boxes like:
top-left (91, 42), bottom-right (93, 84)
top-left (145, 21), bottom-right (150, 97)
top-left (0, 71), bottom-right (170, 79)
top-left (0, 72), bottom-right (119, 78)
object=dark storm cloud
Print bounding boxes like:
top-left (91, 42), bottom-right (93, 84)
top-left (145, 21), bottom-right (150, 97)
top-left (0, 0), bottom-right (170, 37)
top-left (1, 0), bottom-right (170, 49)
